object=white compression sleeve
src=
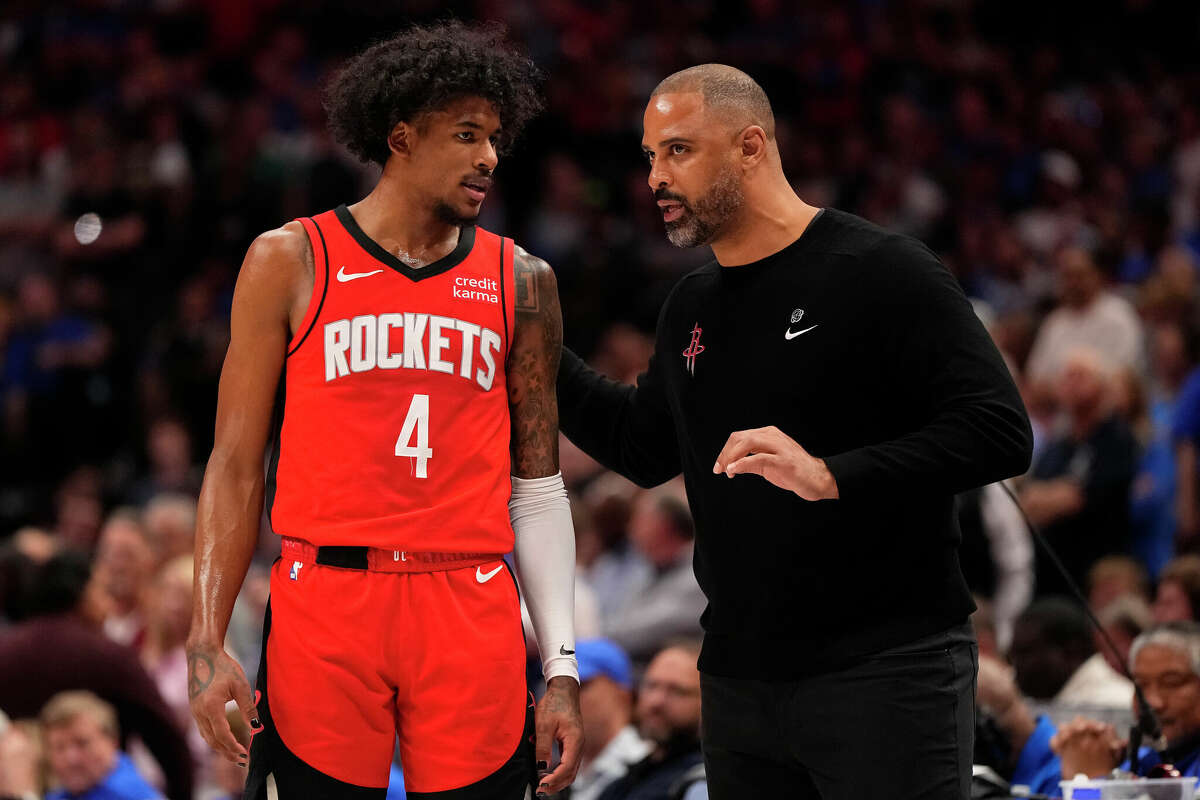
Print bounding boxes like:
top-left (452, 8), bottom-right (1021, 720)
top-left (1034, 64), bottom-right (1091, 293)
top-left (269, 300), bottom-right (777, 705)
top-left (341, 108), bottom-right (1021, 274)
top-left (510, 472), bottom-right (579, 682)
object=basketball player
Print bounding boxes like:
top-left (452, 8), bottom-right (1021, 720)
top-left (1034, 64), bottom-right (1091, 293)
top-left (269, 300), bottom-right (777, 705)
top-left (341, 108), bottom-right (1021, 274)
top-left (187, 23), bottom-right (582, 799)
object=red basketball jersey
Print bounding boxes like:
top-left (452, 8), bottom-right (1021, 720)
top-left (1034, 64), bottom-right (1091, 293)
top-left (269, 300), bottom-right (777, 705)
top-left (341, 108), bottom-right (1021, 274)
top-left (266, 205), bottom-right (517, 552)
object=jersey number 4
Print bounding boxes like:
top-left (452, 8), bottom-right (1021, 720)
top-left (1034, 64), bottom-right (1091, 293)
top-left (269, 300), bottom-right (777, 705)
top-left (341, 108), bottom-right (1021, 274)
top-left (395, 393), bottom-right (433, 478)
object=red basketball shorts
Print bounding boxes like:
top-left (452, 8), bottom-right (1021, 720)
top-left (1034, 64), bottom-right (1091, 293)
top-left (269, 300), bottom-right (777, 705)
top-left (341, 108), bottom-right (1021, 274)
top-left (245, 538), bottom-right (533, 797)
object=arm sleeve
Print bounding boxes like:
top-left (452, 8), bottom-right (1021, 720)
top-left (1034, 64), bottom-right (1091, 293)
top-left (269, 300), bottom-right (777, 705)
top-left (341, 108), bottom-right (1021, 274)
top-left (557, 345), bottom-right (681, 489)
top-left (823, 236), bottom-right (1034, 500)
top-left (510, 472), bottom-right (579, 682)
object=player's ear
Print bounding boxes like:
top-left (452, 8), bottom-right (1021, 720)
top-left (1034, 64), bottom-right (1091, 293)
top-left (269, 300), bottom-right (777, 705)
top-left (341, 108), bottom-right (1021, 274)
top-left (387, 121), bottom-right (416, 158)
top-left (739, 125), bottom-right (768, 169)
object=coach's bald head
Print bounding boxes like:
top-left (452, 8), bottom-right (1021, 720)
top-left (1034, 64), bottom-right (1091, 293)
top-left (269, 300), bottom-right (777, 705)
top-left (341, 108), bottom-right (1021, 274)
top-left (651, 64), bottom-right (775, 140)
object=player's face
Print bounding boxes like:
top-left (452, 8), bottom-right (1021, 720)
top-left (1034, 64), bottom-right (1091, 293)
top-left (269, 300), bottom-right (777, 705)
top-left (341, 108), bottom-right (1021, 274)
top-left (408, 96), bottom-right (501, 226)
top-left (642, 92), bottom-right (745, 248)
top-left (46, 714), bottom-right (119, 793)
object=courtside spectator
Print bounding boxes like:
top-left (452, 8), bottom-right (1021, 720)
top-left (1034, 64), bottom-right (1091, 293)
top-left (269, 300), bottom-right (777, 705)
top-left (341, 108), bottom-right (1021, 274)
top-left (597, 641), bottom-right (705, 800)
top-left (1154, 555), bottom-right (1200, 622)
top-left (573, 639), bottom-right (651, 800)
top-left (1009, 598), bottom-right (1133, 711)
top-left (0, 551), bottom-right (193, 799)
top-left (42, 691), bottom-right (162, 800)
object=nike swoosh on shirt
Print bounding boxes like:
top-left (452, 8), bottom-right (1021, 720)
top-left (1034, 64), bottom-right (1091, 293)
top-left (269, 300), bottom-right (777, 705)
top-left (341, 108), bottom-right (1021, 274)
top-left (784, 324), bottom-right (819, 340)
top-left (337, 266), bottom-right (384, 282)
top-left (476, 564), bottom-right (504, 583)
top-left (559, 644), bottom-right (575, 656)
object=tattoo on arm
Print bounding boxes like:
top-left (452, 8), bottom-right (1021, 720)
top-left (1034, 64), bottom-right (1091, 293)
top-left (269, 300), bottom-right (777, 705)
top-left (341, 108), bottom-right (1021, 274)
top-left (187, 652), bottom-right (216, 700)
top-left (509, 248), bottom-right (562, 477)
top-left (515, 264), bottom-right (539, 314)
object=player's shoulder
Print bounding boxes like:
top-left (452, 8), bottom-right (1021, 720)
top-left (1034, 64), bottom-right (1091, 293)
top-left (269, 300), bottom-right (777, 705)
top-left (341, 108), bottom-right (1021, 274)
top-left (246, 220), bottom-right (313, 266)
top-left (237, 220), bottom-right (315, 292)
top-left (510, 241), bottom-right (558, 303)
top-left (510, 241), bottom-right (553, 276)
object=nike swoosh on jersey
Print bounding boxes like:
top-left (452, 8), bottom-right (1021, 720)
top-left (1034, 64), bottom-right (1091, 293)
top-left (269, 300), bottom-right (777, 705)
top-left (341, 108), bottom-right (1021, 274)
top-left (337, 266), bottom-right (384, 282)
top-left (476, 564), bottom-right (504, 583)
top-left (559, 644), bottom-right (575, 656)
top-left (784, 324), bottom-right (819, 340)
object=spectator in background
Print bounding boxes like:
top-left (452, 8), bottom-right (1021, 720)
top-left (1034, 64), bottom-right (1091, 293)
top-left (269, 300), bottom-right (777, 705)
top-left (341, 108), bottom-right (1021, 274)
top-left (1021, 348), bottom-right (1138, 596)
top-left (0, 550), bottom-right (193, 799)
top-left (140, 493), bottom-right (196, 568)
top-left (1025, 247), bottom-right (1146, 394)
top-left (971, 598), bottom-right (1000, 660)
top-left (1053, 622), bottom-right (1200, 780)
top-left (53, 467), bottom-right (105, 554)
top-left (602, 490), bottom-right (706, 666)
top-left (1120, 321), bottom-right (1192, 575)
top-left (573, 639), bottom-right (651, 800)
top-left (579, 473), bottom-right (642, 624)
top-left (0, 713), bottom-right (47, 799)
top-left (1096, 594), bottom-right (1153, 676)
top-left (956, 481), bottom-right (1033, 652)
top-left (2, 273), bottom-right (111, 484)
top-left (1009, 598), bottom-right (1133, 712)
top-left (139, 555), bottom-right (206, 769)
top-left (93, 510), bottom-right (154, 647)
top-left (126, 419), bottom-right (202, 507)
top-left (42, 690), bottom-right (162, 800)
top-left (1088, 556), bottom-right (1150, 613)
top-left (975, 654), bottom-right (1061, 797)
top-left (1169, 326), bottom-right (1200, 548)
top-left (1153, 555), bottom-right (1200, 623)
top-left (597, 642), bottom-right (705, 800)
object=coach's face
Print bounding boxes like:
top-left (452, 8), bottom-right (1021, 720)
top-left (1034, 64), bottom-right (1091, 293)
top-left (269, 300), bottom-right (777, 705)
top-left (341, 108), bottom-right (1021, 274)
top-left (402, 95), bottom-right (500, 226)
top-left (643, 92), bottom-right (745, 248)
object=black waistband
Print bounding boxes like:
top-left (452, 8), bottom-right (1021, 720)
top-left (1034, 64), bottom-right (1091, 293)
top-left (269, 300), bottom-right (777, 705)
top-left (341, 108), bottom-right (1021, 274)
top-left (315, 546), bottom-right (368, 570)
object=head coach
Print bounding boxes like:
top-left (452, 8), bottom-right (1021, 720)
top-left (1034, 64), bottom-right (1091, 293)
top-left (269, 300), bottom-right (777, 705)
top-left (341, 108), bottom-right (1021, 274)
top-left (556, 64), bottom-right (1034, 799)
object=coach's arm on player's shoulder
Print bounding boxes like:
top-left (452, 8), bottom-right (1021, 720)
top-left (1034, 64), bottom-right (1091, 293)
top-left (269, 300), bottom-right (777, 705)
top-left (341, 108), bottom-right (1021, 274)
top-left (188, 223), bottom-right (311, 768)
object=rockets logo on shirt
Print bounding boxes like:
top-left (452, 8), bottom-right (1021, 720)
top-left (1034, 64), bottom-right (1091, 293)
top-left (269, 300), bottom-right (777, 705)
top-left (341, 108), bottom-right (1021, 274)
top-left (682, 322), bottom-right (705, 376)
top-left (323, 312), bottom-right (503, 391)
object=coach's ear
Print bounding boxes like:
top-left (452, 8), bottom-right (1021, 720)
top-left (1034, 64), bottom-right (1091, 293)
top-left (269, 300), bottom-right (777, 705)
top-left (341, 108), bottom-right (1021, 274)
top-left (387, 121), bottom-right (415, 159)
top-left (739, 125), bottom-right (768, 170)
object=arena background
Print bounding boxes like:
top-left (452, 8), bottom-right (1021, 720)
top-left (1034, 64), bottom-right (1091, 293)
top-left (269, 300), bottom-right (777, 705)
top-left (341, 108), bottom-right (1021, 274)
top-left (1, 0), bottom-right (1200, 796)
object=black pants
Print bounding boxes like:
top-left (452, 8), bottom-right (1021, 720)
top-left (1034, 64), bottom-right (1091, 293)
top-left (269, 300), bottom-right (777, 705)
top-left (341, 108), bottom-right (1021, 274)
top-left (701, 624), bottom-right (977, 800)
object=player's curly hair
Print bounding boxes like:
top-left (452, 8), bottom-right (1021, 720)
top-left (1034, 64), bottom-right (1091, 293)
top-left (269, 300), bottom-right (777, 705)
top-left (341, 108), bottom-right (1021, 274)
top-left (324, 21), bottom-right (544, 167)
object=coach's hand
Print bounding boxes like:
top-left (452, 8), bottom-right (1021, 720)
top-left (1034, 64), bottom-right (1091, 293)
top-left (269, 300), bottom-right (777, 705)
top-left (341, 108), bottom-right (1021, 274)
top-left (714, 426), bottom-right (839, 500)
top-left (535, 675), bottom-right (583, 797)
top-left (187, 641), bottom-right (261, 768)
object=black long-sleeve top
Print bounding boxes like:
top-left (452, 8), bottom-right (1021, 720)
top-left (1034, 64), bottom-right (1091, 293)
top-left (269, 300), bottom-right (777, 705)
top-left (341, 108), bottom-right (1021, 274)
top-left (558, 209), bottom-right (1034, 679)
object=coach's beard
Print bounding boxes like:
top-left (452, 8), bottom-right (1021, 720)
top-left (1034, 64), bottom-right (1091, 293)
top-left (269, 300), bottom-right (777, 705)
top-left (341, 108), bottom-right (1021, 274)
top-left (661, 166), bottom-right (744, 248)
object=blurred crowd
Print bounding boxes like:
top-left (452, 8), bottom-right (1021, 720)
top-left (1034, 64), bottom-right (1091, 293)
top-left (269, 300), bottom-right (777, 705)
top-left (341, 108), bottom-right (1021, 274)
top-left (1, 0), bottom-right (1199, 796)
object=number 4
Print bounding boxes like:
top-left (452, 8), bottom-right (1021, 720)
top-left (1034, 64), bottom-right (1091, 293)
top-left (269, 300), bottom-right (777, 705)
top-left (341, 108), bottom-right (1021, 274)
top-left (395, 393), bottom-right (433, 478)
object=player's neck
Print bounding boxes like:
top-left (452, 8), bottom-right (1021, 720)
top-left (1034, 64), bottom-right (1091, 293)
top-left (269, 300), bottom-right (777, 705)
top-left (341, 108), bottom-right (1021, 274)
top-left (348, 183), bottom-right (462, 266)
top-left (709, 179), bottom-right (819, 268)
